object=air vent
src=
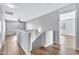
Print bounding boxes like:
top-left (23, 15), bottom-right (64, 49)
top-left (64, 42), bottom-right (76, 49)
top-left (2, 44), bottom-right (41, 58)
top-left (5, 10), bottom-right (13, 15)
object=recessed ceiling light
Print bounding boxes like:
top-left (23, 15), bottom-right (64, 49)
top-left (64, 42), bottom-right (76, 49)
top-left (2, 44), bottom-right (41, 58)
top-left (5, 3), bottom-right (16, 8)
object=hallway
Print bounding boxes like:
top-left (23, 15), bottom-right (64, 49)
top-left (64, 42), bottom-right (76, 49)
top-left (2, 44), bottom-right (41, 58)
top-left (0, 36), bottom-right (26, 55)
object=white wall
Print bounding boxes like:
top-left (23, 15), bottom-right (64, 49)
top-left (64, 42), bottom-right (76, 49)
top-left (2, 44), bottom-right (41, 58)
top-left (45, 31), bottom-right (53, 47)
top-left (26, 10), bottom-right (60, 44)
top-left (0, 20), bottom-right (2, 33)
top-left (17, 31), bottom-right (31, 54)
top-left (0, 6), bottom-right (2, 40)
top-left (0, 20), bottom-right (2, 48)
top-left (6, 20), bottom-right (25, 36)
top-left (0, 6), bottom-right (5, 48)
top-left (26, 10), bottom-right (59, 32)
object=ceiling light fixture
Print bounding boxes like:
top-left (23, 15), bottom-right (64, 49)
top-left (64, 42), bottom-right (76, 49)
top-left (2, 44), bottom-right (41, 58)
top-left (5, 3), bottom-right (16, 8)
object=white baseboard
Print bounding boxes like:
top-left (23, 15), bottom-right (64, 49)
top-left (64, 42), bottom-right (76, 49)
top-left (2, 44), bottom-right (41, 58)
top-left (61, 34), bottom-right (75, 37)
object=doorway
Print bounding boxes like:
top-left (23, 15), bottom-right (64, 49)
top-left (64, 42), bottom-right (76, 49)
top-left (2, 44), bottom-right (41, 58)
top-left (59, 10), bottom-right (76, 49)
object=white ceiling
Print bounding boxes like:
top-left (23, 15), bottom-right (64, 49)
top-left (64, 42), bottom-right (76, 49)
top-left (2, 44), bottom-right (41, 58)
top-left (0, 3), bottom-right (71, 21)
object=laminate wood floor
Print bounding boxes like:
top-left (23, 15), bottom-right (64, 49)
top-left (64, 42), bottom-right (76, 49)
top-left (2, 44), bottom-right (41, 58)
top-left (31, 36), bottom-right (79, 55)
top-left (0, 35), bottom-right (79, 55)
top-left (0, 36), bottom-right (26, 55)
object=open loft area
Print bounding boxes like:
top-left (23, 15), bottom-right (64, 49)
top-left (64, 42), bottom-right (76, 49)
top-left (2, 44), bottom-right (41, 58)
top-left (0, 3), bottom-right (79, 55)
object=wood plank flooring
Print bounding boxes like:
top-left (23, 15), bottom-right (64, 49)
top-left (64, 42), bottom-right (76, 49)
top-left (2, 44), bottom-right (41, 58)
top-left (31, 36), bottom-right (79, 55)
top-left (31, 44), bottom-right (79, 55)
top-left (0, 35), bottom-right (79, 55)
top-left (31, 44), bottom-right (60, 55)
top-left (0, 36), bottom-right (26, 55)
